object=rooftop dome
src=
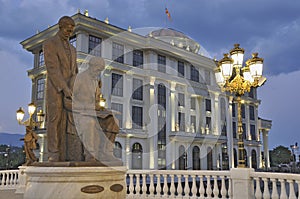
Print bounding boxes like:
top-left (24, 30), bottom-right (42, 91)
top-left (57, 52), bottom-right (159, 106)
top-left (147, 28), bottom-right (200, 53)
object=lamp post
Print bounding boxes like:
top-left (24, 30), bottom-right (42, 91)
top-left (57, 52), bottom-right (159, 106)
top-left (16, 103), bottom-right (44, 165)
top-left (215, 44), bottom-right (266, 168)
top-left (290, 142), bottom-right (298, 172)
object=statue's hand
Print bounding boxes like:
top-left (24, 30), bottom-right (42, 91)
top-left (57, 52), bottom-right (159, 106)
top-left (63, 88), bottom-right (73, 99)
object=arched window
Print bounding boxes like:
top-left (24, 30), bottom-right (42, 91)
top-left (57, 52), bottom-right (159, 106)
top-left (251, 150), bottom-right (257, 169)
top-left (132, 143), bottom-right (143, 169)
top-left (207, 147), bottom-right (213, 170)
top-left (114, 142), bottom-right (122, 159)
top-left (192, 146), bottom-right (200, 170)
top-left (178, 145), bottom-right (186, 170)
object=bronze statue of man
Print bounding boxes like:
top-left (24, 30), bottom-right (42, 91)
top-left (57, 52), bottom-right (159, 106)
top-left (43, 16), bottom-right (78, 162)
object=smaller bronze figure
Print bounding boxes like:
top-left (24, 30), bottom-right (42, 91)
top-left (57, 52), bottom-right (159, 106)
top-left (22, 126), bottom-right (38, 165)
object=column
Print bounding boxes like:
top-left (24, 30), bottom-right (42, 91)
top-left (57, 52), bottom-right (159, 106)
top-left (146, 77), bottom-right (157, 169)
top-left (262, 129), bottom-right (270, 169)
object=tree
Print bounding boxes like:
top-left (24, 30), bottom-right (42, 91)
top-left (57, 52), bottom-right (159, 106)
top-left (0, 144), bottom-right (25, 169)
top-left (270, 145), bottom-right (292, 167)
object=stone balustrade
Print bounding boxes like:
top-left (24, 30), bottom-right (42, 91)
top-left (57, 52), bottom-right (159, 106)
top-left (0, 170), bottom-right (19, 190)
top-left (2, 168), bottom-right (300, 198)
top-left (251, 171), bottom-right (300, 198)
top-left (126, 170), bottom-right (231, 198)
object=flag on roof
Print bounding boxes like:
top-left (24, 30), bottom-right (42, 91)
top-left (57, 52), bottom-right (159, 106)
top-left (165, 8), bottom-right (171, 21)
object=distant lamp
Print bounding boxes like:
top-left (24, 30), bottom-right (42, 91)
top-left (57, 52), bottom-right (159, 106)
top-left (16, 107), bottom-right (25, 124)
top-left (16, 102), bottom-right (44, 128)
top-left (37, 110), bottom-right (45, 124)
top-left (28, 103), bottom-right (36, 116)
top-left (99, 95), bottom-right (106, 110)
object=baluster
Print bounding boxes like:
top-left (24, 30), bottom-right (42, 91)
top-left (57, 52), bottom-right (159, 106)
top-left (199, 175), bottom-right (205, 199)
top-left (270, 178), bottom-right (279, 199)
top-left (279, 179), bottom-right (288, 199)
top-left (128, 174), bottom-right (134, 196)
top-left (220, 176), bottom-right (227, 199)
top-left (206, 175), bottom-right (212, 197)
top-left (288, 179), bottom-right (296, 199)
top-left (142, 174), bottom-right (147, 196)
top-left (213, 175), bottom-right (219, 198)
top-left (149, 173), bottom-right (155, 196)
top-left (254, 177), bottom-right (262, 199)
top-left (10, 171), bottom-right (13, 186)
top-left (169, 174), bottom-right (175, 197)
top-left (190, 174), bottom-right (197, 198)
top-left (262, 178), bottom-right (270, 198)
top-left (227, 177), bottom-right (232, 198)
top-left (13, 172), bottom-right (17, 185)
top-left (177, 175), bottom-right (183, 197)
top-left (183, 175), bottom-right (190, 197)
top-left (5, 173), bottom-right (9, 187)
top-left (136, 174), bottom-right (140, 195)
top-left (162, 174), bottom-right (168, 196)
top-left (0, 173), bottom-right (3, 187)
top-left (296, 180), bottom-right (300, 199)
top-left (159, 174), bottom-right (164, 196)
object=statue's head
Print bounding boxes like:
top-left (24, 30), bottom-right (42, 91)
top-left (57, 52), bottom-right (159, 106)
top-left (88, 57), bottom-right (105, 75)
top-left (58, 16), bottom-right (75, 40)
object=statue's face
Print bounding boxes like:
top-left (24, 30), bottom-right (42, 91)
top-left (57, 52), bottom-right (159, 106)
top-left (60, 24), bottom-right (74, 40)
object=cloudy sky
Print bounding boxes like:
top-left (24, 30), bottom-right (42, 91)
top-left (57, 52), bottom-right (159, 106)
top-left (0, 0), bottom-right (299, 150)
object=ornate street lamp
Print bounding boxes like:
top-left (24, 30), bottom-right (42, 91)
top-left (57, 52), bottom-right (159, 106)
top-left (16, 103), bottom-right (44, 127)
top-left (215, 44), bottom-right (266, 168)
top-left (16, 103), bottom-right (45, 165)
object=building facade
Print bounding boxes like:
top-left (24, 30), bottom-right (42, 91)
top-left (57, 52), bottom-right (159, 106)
top-left (20, 11), bottom-right (272, 170)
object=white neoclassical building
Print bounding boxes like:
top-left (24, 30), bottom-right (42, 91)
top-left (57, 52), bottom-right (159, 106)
top-left (20, 11), bottom-right (272, 170)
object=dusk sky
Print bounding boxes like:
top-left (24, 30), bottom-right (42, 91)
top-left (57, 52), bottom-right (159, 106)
top-left (0, 0), bottom-right (299, 149)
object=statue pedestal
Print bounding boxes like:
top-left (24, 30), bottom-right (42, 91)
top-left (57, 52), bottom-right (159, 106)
top-left (23, 166), bottom-right (127, 199)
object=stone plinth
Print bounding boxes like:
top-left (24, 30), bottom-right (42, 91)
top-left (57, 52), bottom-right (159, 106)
top-left (23, 166), bottom-right (127, 199)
